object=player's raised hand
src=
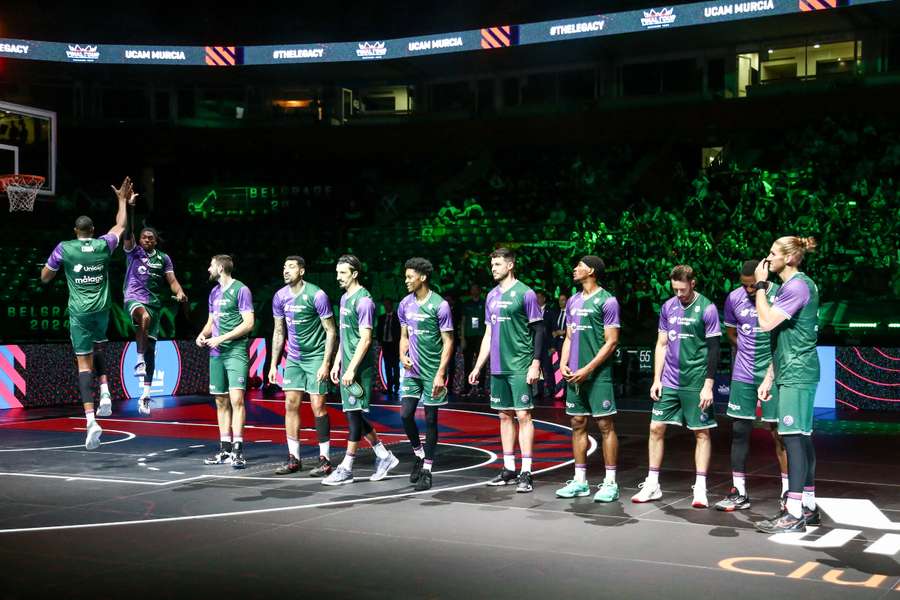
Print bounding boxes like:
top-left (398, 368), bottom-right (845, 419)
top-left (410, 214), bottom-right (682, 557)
top-left (111, 176), bottom-right (139, 205)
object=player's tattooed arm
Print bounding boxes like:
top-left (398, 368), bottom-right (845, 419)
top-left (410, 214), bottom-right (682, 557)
top-left (268, 318), bottom-right (285, 384)
top-left (650, 330), bottom-right (668, 401)
top-left (321, 316), bottom-right (338, 370)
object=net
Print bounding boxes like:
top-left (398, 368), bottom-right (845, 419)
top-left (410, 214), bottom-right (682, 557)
top-left (1, 174), bottom-right (45, 212)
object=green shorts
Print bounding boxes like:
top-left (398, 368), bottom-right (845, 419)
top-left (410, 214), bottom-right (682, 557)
top-left (69, 310), bottom-right (109, 355)
top-left (282, 356), bottom-right (330, 395)
top-left (340, 364), bottom-right (373, 412)
top-left (726, 379), bottom-right (779, 422)
top-left (651, 386), bottom-right (717, 430)
top-left (400, 372), bottom-right (448, 407)
top-left (565, 379), bottom-right (616, 417)
top-left (209, 352), bottom-right (249, 394)
top-left (125, 300), bottom-right (161, 340)
top-left (490, 372), bottom-right (533, 411)
top-left (776, 384), bottom-right (816, 436)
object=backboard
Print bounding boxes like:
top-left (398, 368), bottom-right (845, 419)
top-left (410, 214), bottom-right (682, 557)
top-left (0, 101), bottom-right (57, 196)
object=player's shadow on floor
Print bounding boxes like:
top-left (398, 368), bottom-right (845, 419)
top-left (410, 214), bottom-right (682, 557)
top-left (431, 485), bottom-right (519, 506)
top-left (563, 499), bottom-right (640, 528)
top-left (232, 485), bottom-right (320, 502)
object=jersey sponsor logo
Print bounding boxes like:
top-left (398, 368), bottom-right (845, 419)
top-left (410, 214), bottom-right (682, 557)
top-left (782, 415), bottom-right (794, 426)
top-left (651, 408), bottom-right (664, 416)
top-left (699, 412), bottom-right (709, 422)
top-left (741, 323), bottom-right (753, 335)
top-left (640, 7), bottom-right (676, 28)
top-left (520, 394), bottom-right (531, 404)
top-left (668, 315), bottom-right (677, 324)
top-left (727, 402), bottom-right (741, 411)
top-left (565, 402), bottom-right (576, 409)
top-left (667, 330), bottom-right (678, 341)
top-left (510, 290), bottom-right (517, 297)
top-left (348, 395), bottom-right (357, 405)
top-left (695, 306), bottom-right (701, 313)
top-left (704, 1), bottom-right (774, 19)
top-left (490, 396), bottom-right (501, 403)
top-left (602, 400), bottom-right (612, 409)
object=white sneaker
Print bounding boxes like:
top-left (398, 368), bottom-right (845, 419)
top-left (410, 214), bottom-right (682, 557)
top-left (321, 466), bottom-right (355, 486)
top-left (631, 480), bottom-right (662, 503)
top-left (97, 391), bottom-right (112, 417)
top-left (370, 452), bottom-right (400, 481)
top-left (138, 394), bottom-right (152, 416)
top-left (85, 421), bottom-right (103, 450)
top-left (691, 485), bottom-right (709, 508)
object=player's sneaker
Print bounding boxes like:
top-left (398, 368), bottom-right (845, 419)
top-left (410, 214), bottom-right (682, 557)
top-left (321, 466), bottom-right (354, 486)
top-left (275, 455), bottom-right (302, 475)
top-left (204, 445), bottom-right (233, 465)
top-left (415, 470), bottom-right (433, 491)
top-left (631, 480), bottom-right (662, 503)
top-left (488, 468), bottom-right (518, 486)
top-left (410, 457), bottom-right (424, 483)
top-left (84, 421), bottom-right (103, 450)
top-left (97, 391), bottom-right (112, 417)
top-left (516, 471), bottom-right (533, 493)
top-left (691, 485), bottom-right (709, 508)
top-left (594, 480), bottom-right (620, 503)
top-left (134, 360), bottom-right (146, 378)
top-left (803, 505), bottom-right (821, 525)
top-left (556, 480), bottom-right (591, 498)
top-left (309, 456), bottom-right (334, 477)
top-left (370, 452), bottom-right (400, 481)
top-left (755, 512), bottom-right (806, 533)
top-left (137, 394), bottom-right (152, 416)
top-left (715, 487), bottom-right (751, 511)
top-left (230, 443), bottom-right (246, 469)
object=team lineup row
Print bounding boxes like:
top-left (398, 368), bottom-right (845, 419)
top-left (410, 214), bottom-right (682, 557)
top-left (40, 178), bottom-right (821, 533)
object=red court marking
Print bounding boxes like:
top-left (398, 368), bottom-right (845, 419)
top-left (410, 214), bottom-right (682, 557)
top-left (836, 379), bottom-right (900, 403)
top-left (836, 360), bottom-right (900, 386)
top-left (851, 348), bottom-right (900, 373)
top-left (873, 348), bottom-right (900, 361)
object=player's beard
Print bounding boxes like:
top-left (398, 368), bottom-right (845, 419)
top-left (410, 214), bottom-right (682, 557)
top-left (209, 272), bottom-right (220, 283)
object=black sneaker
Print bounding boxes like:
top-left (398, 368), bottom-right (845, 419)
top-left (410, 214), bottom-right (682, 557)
top-left (516, 471), bottom-right (534, 493)
top-left (415, 470), bottom-right (433, 491)
top-left (275, 455), bottom-right (302, 475)
top-left (231, 443), bottom-right (246, 469)
top-left (487, 468), bottom-right (518, 486)
top-left (309, 456), bottom-right (334, 477)
top-left (204, 443), bottom-right (233, 465)
top-left (803, 505), bottom-right (821, 525)
top-left (410, 457), bottom-right (425, 483)
top-left (714, 487), bottom-right (751, 511)
top-left (755, 512), bottom-right (806, 534)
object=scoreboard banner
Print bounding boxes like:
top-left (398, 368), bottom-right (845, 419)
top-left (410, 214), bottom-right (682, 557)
top-left (0, 0), bottom-right (882, 67)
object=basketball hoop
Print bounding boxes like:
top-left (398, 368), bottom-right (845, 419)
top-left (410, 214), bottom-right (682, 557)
top-left (1, 174), bottom-right (45, 212)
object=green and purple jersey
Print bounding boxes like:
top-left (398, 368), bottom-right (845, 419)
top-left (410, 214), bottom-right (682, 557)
top-left (272, 282), bottom-right (332, 361)
top-left (658, 293), bottom-right (721, 390)
top-left (724, 283), bottom-right (779, 385)
top-left (485, 280), bottom-right (542, 375)
top-left (123, 245), bottom-right (174, 307)
top-left (208, 280), bottom-right (253, 357)
top-left (46, 234), bottom-right (119, 315)
top-left (398, 290), bottom-right (454, 379)
top-left (564, 288), bottom-right (620, 382)
top-left (771, 273), bottom-right (820, 386)
top-left (339, 287), bottom-right (376, 371)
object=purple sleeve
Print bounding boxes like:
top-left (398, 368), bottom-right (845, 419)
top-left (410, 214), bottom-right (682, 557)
top-left (484, 293), bottom-right (492, 324)
top-left (208, 290), bottom-right (215, 314)
top-left (357, 297), bottom-right (375, 328)
top-left (658, 301), bottom-right (669, 332)
top-left (438, 300), bottom-right (454, 332)
top-left (272, 290), bottom-right (285, 318)
top-left (523, 289), bottom-right (543, 323)
top-left (772, 278), bottom-right (810, 320)
top-left (397, 296), bottom-right (409, 327)
top-left (100, 233), bottom-right (119, 254)
top-left (314, 290), bottom-right (333, 319)
top-left (237, 286), bottom-right (254, 313)
top-left (563, 297), bottom-right (575, 327)
top-left (704, 303), bottom-right (721, 337)
top-left (46, 243), bottom-right (64, 271)
top-left (163, 254), bottom-right (174, 274)
top-left (723, 293), bottom-right (736, 327)
top-left (603, 297), bottom-right (621, 328)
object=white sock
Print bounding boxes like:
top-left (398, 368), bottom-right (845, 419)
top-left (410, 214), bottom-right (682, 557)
top-left (413, 445), bottom-right (425, 459)
top-left (287, 436), bottom-right (300, 459)
top-left (733, 472), bottom-right (746, 496)
top-left (142, 383), bottom-right (151, 396)
top-left (99, 383), bottom-right (110, 399)
top-left (319, 441), bottom-right (330, 457)
top-left (503, 453), bottom-right (516, 471)
top-left (220, 434), bottom-right (232, 444)
top-left (372, 441), bottom-right (389, 459)
top-left (604, 465), bottom-right (617, 483)
top-left (136, 352), bottom-right (144, 363)
top-left (786, 493), bottom-right (803, 518)
top-left (574, 464), bottom-right (587, 483)
top-left (521, 456), bottom-right (532, 473)
top-left (340, 452), bottom-right (356, 470)
top-left (694, 472), bottom-right (707, 494)
top-left (85, 410), bottom-right (96, 427)
top-left (233, 436), bottom-right (243, 444)
top-left (646, 468), bottom-right (660, 487)
top-left (781, 473), bottom-right (789, 496)
top-left (803, 486), bottom-right (816, 510)
top-left (423, 459), bottom-right (433, 472)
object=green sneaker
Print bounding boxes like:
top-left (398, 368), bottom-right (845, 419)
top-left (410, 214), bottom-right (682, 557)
top-left (593, 480), bottom-right (620, 502)
top-left (555, 480), bottom-right (591, 498)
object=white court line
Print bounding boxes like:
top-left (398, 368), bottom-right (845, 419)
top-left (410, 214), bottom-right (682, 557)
top-left (189, 445), bottom-right (205, 449)
top-left (0, 408), bottom-right (590, 534)
top-left (0, 430), bottom-right (136, 452)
